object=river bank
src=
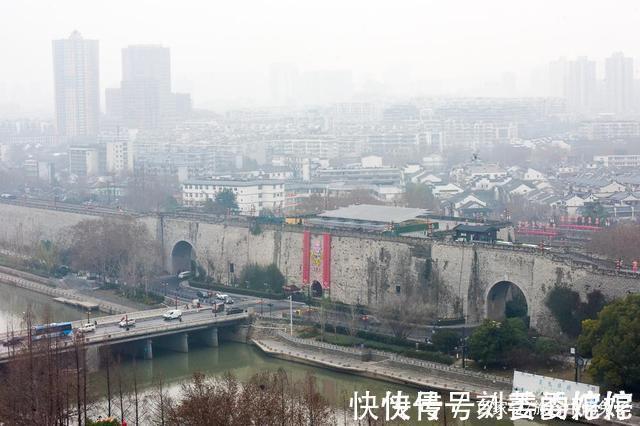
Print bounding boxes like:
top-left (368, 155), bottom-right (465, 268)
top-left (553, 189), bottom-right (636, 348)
top-left (250, 325), bottom-right (640, 426)
top-left (0, 265), bottom-right (141, 314)
top-left (250, 323), bottom-right (511, 398)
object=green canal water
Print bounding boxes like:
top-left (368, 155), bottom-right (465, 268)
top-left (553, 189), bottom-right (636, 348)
top-left (0, 283), bottom-right (573, 425)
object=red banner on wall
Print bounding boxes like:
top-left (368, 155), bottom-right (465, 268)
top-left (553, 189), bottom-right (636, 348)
top-left (302, 230), bottom-right (311, 284)
top-left (322, 233), bottom-right (331, 289)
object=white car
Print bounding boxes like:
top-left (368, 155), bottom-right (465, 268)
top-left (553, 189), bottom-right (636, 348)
top-left (216, 294), bottom-right (229, 302)
top-left (119, 318), bottom-right (136, 328)
top-left (78, 322), bottom-right (96, 333)
top-left (177, 271), bottom-right (191, 280)
top-left (163, 309), bottom-right (183, 320)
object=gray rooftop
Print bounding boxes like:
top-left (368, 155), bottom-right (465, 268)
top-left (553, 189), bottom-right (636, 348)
top-left (318, 204), bottom-right (429, 223)
top-left (184, 179), bottom-right (284, 187)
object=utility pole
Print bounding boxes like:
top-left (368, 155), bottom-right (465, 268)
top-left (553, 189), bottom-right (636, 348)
top-left (460, 314), bottom-right (467, 369)
top-left (289, 295), bottom-right (293, 336)
top-left (571, 347), bottom-right (578, 382)
top-left (461, 321), bottom-right (466, 369)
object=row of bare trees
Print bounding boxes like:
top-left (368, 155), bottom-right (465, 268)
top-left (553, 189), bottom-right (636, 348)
top-left (589, 222), bottom-right (640, 263)
top-left (60, 217), bottom-right (161, 286)
top-left (0, 311), bottom-right (92, 425)
top-left (166, 370), bottom-right (332, 426)
top-left (0, 332), bottom-right (334, 425)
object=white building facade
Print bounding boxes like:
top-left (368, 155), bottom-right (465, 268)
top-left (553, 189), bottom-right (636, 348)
top-left (181, 179), bottom-right (285, 215)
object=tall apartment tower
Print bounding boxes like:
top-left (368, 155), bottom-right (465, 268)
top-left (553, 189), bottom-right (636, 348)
top-left (548, 57), bottom-right (568, 98)
top-left (52, 31), bottom-right (100, 138)
top-left (565, 57), bottom-right (597, 114)
top-left (120, 45), bottom-right (171, 129)
top-left (269, 63), bottom-right (299, 106)
top-left (605, 52), bottom-right (634, 115)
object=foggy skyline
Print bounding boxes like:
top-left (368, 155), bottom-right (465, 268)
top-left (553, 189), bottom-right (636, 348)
top-left (3, 0), bottom-right (640, 114)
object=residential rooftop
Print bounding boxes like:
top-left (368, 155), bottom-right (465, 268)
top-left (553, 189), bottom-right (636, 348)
top-left (318, 204), bottom-right (430, 223)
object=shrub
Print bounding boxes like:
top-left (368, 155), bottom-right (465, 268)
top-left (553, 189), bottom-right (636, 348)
top-left (321, 334), bottom-right (454, 365)
top-left (239, 263), bottom-right (285, 294)
top-left (545, 287), bottom-right (606, 338)
top-left (189, 280), bottom-right (286, 299)
top-left (431, 329), bottom-right (460, 354)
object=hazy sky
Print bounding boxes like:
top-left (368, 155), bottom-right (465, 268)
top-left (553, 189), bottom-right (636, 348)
top-left (2, 0), bottom-right (640, 114)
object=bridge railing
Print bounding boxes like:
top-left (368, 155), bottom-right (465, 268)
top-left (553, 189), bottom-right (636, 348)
top-left (0, 311), bottom-right (250, 358)
top-left (275, 331), bottom-right (511, 386)
top-left (0, 305), bottom-right (245, 341)
top-left (79, 311), bottom-right (249, 346)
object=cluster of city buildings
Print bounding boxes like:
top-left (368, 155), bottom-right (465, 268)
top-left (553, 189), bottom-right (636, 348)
top-left (1, 33), bottom-right (640, 224)
top-left (548, 53), bottom-right (639, 116)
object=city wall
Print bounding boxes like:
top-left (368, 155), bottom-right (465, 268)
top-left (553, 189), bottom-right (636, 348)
top-left (1, 202), bottom-right (638, 335)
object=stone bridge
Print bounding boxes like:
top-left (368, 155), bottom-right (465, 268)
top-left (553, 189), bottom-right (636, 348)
top-left (1, 200), bottom-right (639, 335)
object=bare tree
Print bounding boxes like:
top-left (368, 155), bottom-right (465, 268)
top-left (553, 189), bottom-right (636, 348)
top-left (0, 309), bottom-right (94, 425)
top-left (131, 360), bottom-right (141, 426)
top-left (347, 304), bottom-right (360, 338)
top-left (62, 217), bottom-right (161, 286)
top-left (123, 173), bottom-right (179, 213)
top-left (589, 223), bottom-right (640, 263)
top-left (149, 375), bottom-right (171, 426)
top-left (376, 283), bottom-right (436, 340)
top-left (502, 194), bottom-right (551, 222)
top-left (166, 370), bottom-right (332, 426)
top-left (293, 189), bottom-right (383, 215)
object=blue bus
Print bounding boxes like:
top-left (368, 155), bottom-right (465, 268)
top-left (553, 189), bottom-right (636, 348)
top-left (32, 322), bottom-right (73, 340)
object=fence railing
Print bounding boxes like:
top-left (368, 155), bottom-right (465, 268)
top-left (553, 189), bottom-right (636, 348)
top-left (275, 331), bottom-right (511, 385)
top-left (0, 311), bottom-right (249, 359)
top-left (0, 270), bottom-right (129, 315)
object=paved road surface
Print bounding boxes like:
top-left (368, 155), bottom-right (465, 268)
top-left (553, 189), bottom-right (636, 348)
top-left (0, 306), bottom-right (248, 357)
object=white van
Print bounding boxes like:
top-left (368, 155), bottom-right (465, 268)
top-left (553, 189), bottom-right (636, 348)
top-left (163, 309), bottom-right (183, 320)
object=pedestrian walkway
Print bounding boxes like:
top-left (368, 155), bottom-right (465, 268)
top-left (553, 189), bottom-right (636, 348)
top-left (0, 266), bottom-right (133, 314)
top-left (252, 331), bottom-right (511, 397)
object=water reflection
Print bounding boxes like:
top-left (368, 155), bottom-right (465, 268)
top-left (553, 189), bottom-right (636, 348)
top-left (91, 343), bottom-right (569, 426)
top-left (0, 283), bottom-right (95, 332)
top-left (0, 283), bottom-right (572, 425)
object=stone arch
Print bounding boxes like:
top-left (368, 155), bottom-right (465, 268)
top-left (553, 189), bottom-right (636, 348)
top-left (311, 280), bottom-right (323, 298)
top-left (486, 281), bottom-right (529, 322)
top-left (171, 240), bottom-right (195, 275)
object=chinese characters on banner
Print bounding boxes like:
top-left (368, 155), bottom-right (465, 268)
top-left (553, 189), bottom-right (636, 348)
top-left (301, 231), bottom-right (331, 290)
top-left (349, 391), bottom-right (633, 422)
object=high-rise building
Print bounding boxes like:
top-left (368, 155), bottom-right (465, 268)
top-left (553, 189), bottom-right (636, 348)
top-left (548, 57), bottom-right (568, 98)
top-left (120, 45), bottom-right (172, 129)
top-left (52, 31), bottom-right (100, 138)
top-left (105, 88), bottom-right (123, 121)
top-left (300, 70), bottom-right (354, 105)
top-left (605, 52), bottom-right (634, 115)
top-left (68, 145), bottom-right (101, 176)
top-left (565, 57), bottom-right (596, 114)
top-left (269, 63), bottom-right (299, 106)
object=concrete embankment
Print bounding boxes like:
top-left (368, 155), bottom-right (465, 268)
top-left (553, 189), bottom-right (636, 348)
top-left (251, 328), bottom-right (511, 398)
top-left (251, 328), bottom-right (640, 425)
top-left (0, 266), bottom-right (133, 314)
